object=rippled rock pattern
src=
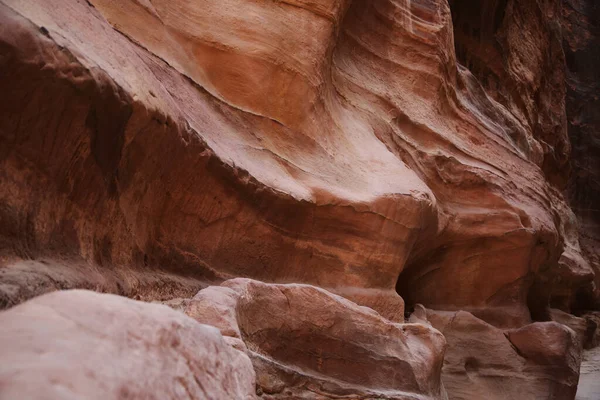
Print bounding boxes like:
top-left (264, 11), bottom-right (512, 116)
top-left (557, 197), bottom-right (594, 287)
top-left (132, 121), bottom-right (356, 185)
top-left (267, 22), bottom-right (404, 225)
top-left (0, 0), bottom-right (598, 399)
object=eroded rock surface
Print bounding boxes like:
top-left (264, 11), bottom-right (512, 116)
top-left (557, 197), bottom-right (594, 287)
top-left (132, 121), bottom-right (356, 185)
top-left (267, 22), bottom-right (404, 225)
top-left (0, 0), bottom-right (599, 398)
top-left (0, 0), bottom-right (593, 324)
top-left (0, 290), bottom-right (257, 399)
top-left (426, 309), bottom-right (581, 400)
top-left (184, 279), bottom-right (447, 400)
top-left (561, 0), bottom-right (600, 311)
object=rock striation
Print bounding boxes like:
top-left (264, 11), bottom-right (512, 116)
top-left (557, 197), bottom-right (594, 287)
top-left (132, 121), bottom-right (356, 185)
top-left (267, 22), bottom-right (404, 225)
top-left (0, 0), bottom-right (599, 398)
top-left (184, 278), bottom-right (447, 399)
top-left (561, 0), bottom-right (600, 311)
top-left (1, 0), bottom-right (594, 322)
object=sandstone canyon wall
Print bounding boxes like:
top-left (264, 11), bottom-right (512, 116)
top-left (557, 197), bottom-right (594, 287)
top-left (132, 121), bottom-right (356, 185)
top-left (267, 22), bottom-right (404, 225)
top-left (0, 0), bottom-right (598, 399)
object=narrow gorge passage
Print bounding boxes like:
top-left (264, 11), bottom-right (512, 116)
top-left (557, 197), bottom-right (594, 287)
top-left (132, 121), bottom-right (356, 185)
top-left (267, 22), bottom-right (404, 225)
top-left (0, 0), bottom-right (599, 399)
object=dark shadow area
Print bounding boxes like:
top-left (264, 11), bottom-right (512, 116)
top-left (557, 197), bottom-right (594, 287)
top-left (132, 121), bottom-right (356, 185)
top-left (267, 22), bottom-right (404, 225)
top-left (448, 0), bottom-right (508, 96)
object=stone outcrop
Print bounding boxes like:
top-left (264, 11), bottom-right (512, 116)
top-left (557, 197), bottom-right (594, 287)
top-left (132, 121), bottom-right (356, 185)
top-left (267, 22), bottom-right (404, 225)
top-left (0, 0), bottom-right (593, 323)
top-left (0, 290), bottom-right (257, 399)
top-left (449, 0), bottom-right (570, 187)
top-left (426, 309), bottom-right (582, 400)
top-left (0, 0), bottom-right (599, 398)
top-left (183, 278), bottom-right (447, 399)
top-left (561, 0), bottom-right (600, 311)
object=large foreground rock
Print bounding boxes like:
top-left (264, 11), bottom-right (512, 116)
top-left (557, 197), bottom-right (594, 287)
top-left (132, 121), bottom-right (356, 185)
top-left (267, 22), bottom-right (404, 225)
top-left (0, 0), bottom-right (598, 398)
top-left (0, 290), bottom-right (256, 399)
top-left (0, 0), bottom-right (593, 327)
top-left (183, 278), bottom-right (447, 400)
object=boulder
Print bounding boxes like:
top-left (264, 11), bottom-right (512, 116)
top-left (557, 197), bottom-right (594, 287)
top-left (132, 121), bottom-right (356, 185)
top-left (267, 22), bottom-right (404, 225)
top-left (185, 279), bottom-right (447, 399)
top-left (427, 310), bottom-right (581, 400)
top-left (0, 290), bottom-right (257, 399)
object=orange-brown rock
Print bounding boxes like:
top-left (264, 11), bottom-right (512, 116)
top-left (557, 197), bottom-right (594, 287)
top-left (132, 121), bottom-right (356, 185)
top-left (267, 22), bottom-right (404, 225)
top-left (0, 0), bottom-right (599, 398)
top-left (426, 309), bottom-right (581, 400)
top-left (0, 290), bottom-right (257, 399)
top-left (0, 0), bottom-right (593, 325)
top-left (183, 278), bottom-right (447, 400)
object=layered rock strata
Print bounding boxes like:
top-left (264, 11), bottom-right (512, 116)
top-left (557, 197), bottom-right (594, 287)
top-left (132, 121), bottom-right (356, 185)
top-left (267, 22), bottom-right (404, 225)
top-left (561, 0), bottom-right (600, 310)
top-left (1, 0), bottom-right (592, 324)
top-left (184, 278), bottom-right (447, 399)
top-left (0, 0), bottom-right (599, 399)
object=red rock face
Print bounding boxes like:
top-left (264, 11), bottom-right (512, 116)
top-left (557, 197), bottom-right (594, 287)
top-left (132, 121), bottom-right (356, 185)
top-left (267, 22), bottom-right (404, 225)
top-left (561, 0), bottom-right (600, 310)
top-left (0, 0), bottom-right (598, 398)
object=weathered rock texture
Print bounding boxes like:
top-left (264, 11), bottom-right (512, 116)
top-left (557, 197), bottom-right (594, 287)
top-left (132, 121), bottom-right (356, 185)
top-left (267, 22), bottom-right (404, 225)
top-left (184, 278), bottom-right (447, 399)
top-left (0, 0), bottom-right (593, 321)
top-left (426, 309), bottom-right (581, 400)
top-left (0, 290), bottom-right (257, 399)
top-left (561, 0), bottom-right (600, 311)
top-left (0, 0), bottom-right (599, 398)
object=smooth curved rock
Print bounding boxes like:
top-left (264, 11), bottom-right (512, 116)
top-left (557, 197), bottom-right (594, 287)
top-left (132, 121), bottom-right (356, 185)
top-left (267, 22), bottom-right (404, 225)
top-left (0, 0), bottom-right (599, 398)
top-left (426, 309), bottom-right (581, 400)
top-left (184, 278), bottom-right (447, 400)
top-left (0, 290), bottom-right (257, 400)
top-left (0, 0), bottom-right (593, 326)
